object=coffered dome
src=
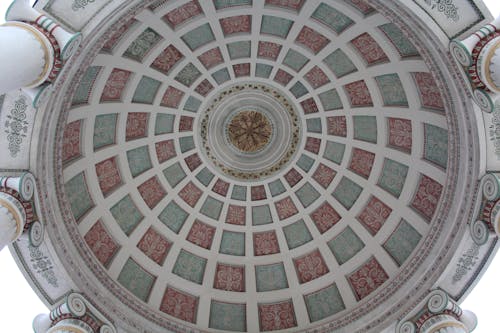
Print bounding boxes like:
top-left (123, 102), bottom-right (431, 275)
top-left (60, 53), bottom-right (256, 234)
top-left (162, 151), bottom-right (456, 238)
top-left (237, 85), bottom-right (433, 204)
top-left (24, 0), bottom-right (488, 332)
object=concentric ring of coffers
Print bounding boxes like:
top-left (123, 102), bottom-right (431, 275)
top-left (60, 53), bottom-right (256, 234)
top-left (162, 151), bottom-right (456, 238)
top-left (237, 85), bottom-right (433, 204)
top-left (51, 0), bottom-right (469, 332)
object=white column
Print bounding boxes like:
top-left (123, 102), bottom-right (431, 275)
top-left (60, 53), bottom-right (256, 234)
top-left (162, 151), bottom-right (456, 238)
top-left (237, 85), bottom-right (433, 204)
top-left (0, 0), bottom-right (82, 106)
top-left (0, 173), bottom-right (36, 250)
top-left (0, 22), bottom-right (54, 94)
top-left (478, 37), bottom-right (500, 93)
top-left (47, 319), bottom-right (94, 333)
top-left (0, 191), bottom-right (26, 251)
top-left (420, 314), bottom-right (468, 333)
top-left (34, 315), bottom-right (94, 333)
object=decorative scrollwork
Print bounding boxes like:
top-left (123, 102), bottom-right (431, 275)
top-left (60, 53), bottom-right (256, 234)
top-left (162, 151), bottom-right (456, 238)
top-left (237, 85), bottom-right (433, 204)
top-left (473, 89), bottom-right (494, 113)
top-left (72, 0), bottom-right (96, 11)
top-left (424, 0), bottom-right (459, 21)
top-left (452, 243), bottom-right (480, 283)
top-left (19, 172), bottom-right (35, 201)
top-left (29, 245), bottom-right (58, 287)
top-left (488, 107), bottom-right (500, 158)
top-left (427, 289), bottom-right (449, 314)
top-left (450, 40), bottom-right (472, 67)
top-left (29, 220), bottom-right (44, 247)
top-left (100, 324), bottom-right (117, 333)
top-left (4, 95), bottom-right (28, 158)
top-left (398, 321), bottom-right (417, 333)
top-left (470, 219), bottom-right (490, 245)
top-left (67, 293), bottom-right (87, 317)
top-left (482, 173), bottom-right (500, 200)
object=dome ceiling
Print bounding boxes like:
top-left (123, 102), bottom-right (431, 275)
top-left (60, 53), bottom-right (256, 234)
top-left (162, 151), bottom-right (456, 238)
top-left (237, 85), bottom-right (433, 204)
top-left (57, 0), bottom-right (453, 331)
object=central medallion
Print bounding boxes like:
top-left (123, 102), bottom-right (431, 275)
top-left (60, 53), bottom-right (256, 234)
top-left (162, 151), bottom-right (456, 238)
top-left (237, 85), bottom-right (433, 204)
top-left (227, 111), bottom-right (272, 153)
top-left (199, 83), bottom-right (301, 181)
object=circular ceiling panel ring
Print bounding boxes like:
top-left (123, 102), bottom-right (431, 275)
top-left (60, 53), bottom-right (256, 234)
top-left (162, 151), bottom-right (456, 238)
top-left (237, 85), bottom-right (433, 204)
top-left (32, 0), bottom-right (482, 333)
top-left (200, 82), bottom-right (301, 180)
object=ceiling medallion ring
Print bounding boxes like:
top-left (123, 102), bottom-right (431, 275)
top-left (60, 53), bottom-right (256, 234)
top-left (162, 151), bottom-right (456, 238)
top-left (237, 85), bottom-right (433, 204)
top-left (199, 83), bottom-right (301, 181)
top-left (225, 110), bottom-right (274, 154)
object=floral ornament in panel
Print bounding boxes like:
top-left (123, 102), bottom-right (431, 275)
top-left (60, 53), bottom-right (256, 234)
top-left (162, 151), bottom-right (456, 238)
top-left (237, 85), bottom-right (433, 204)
top-left (411, 174), bottom-right (443, 221)
top-left (214, 264), bottom-right (245, 292)
top-left (258, 300), bottom-right (297, 331)
top-left (137, 227), bottom-right (171, 265)
top-left (254, 231), bottom-right (280, 256)
top-left (294, 249), bottom-right (329, 284)
top-left (348, 257), bottom-right (389, 300)
top-left (160, 287), bottom-right (198, 323)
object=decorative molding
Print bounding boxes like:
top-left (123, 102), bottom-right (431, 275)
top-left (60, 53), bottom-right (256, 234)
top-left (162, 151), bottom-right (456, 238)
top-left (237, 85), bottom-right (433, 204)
top-left (414, 0), bottom-right (485, 38)
top-left (72, 0), bottom-right (96, 11)
top-left (12, 239), bottom-right (68, 306)
top-left (452, 243), bottom-right (479, 283)
top-left (200, 83), bottom-right (300, 180)
top-left (423, 0), bottom-right (459, 21)
top-left (488, 109), bottom-right (500, 159)
top-left (455, 238), bottom-right (497, 300)
top-left (4, 95), bottom-right (28, 158)
top-left (29, 245), bottom-right (59, 288)
top-left (44, 0), bottom-right (114, 31)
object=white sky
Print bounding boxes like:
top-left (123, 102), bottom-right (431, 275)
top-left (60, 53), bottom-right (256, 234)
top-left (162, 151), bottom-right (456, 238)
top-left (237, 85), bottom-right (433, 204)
top-left (1, 1), bottom-right (500, 332)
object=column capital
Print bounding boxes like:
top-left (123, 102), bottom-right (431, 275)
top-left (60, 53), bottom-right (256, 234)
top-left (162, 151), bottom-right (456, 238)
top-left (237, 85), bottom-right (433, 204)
top-left (0, 172), bottom-right (36, 201)
top-left (450, 15), bottom-right (500, 112)
top-left (33, 293), bottom-right (117, 333)
top-left (472, 172), bottom-right (500, 245)
top-left (397, 290), bottom-right (477, 333)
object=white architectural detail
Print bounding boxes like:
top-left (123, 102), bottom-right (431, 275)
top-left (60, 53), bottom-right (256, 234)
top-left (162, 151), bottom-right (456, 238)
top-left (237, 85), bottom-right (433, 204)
top-left (0, 0), bottom-right (498, 332)
top-left (0, 194), bottom-right (24, 251)
top-left (0, 22), bottom-right (53, 93)
top-left (1, 0), bottom-right (82, 107)
top-left (473, 172), bottom-right (500, 242)
top-left (0, 172), bottom-right (35, 201)
top-left (398, 290), bottom-right (477, 333)
top-left (451, 16), bottom-right (500, 112)
top-left (6, 0), bottom-right (82, 61)
top-left (0, 172), bottom-right (36, 250)
top-left (33, 293), bottom-right (116, 333)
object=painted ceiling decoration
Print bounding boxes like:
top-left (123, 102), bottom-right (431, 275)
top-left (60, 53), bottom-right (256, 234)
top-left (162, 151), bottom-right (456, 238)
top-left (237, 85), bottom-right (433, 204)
top-left (58, 0), bottom-right (454, 330)
top-left (2, 0), bottom-right (500, 332)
